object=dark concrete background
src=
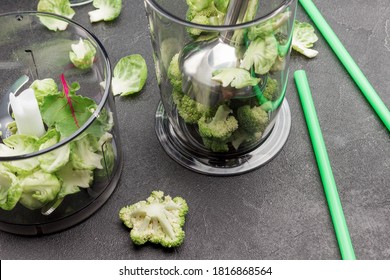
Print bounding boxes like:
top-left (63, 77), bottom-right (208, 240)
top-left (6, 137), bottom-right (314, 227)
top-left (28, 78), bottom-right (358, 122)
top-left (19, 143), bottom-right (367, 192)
top-left (0, 0), bottom-right (389, 260)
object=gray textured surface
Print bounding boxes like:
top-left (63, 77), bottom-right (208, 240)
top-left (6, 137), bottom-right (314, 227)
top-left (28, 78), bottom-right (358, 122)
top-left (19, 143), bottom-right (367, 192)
top-left (0, 0), bottom-right (389, 260)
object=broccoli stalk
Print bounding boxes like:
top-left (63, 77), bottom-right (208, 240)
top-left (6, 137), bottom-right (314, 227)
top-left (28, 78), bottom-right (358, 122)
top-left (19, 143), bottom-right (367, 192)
top-left (119, 191), bottom-right (188, 248)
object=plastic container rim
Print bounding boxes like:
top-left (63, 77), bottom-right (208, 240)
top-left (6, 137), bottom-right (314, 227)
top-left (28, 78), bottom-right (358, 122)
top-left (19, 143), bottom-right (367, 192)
top-left (0, 11), bottom-right (112, 161)
top-left (144, 0), bottom-right (296, 31)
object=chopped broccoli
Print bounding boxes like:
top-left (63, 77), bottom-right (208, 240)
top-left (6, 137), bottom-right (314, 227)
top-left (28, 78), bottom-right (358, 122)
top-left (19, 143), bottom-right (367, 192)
top-left (119, 190), bottom-right (188, 248)
top-left (198, 104), bottom-right (238, 152)
top-left (177, 95), bottom-right (211, 124)
top-left (201, 137), bottom-right (230, 152)
top-left (186, 4), bottom-right (219, 22)
top-left (237, 105), bottom-right (269, 134)
top-left (262, 77), bottom-right (279, 101)
top-left (168, 53), bottom-right (182, 91)
top-left (187, 15), bottom-right (210, 36)
top-left (185, 1), bottom-right (223, 37)
top-left (231, 128), bottom-right (262, 150)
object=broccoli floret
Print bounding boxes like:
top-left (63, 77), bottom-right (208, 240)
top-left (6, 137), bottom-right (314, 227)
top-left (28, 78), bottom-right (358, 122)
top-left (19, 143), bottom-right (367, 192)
top-left (168, 53), bottom-right (182, 91)
top-left (186, 5), bottom-right (219, 22)
top-left (177, 95), bottom-right (211, 124)
top-left (201, 137), bottom-right (230, 152)
top-left (172, 89), bottom-right (184, 107)
top-left (262, 77), bottom-right (279, 101)
top-left (231, 128), bottom-right (262, 150)
top-left (187, 15), bottom-right (210, 36)
top-left (119, 191), bottom-right (188, 248)
top-left (198, 104), bottom-right (238, 144)
top-left (237, 105), bottom-right (269, 134)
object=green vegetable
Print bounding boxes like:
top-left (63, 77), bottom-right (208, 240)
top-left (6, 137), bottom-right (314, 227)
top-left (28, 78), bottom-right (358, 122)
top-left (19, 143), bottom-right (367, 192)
top-left (167, 53), bottom-right (182, 91)
top-left (292, 20), bottom-right (319, 58)
top-left (19, 170), bottom-right (61, 210)
top-left (70, 133), bottom-right (103, 170)
top-left (186, 0), bottom-right (213, 12)
top-left (187, 15), bottom-right (210, 36)
top-left (29, 78), bottom-right (58, 106)
top-left (262, 77), bottom-right (279, 101)
top-left (69, 39), bottom-right (97, 70)
top-left (240, 34), bottom-right (278, 75)
top-left (198, 104), bottom-right (238, 152)
top-left (247, 12), bottom-right (291, 40)
top-left (214, 0), bottom-right (229, 13)
top-left (37, 129), bottom-right (70, 173)
top-left (185, 0), bottom-right (222, 37)
top-left (237, 105), bottom-right (269, 134)
top-left (88, 0), bottom-right (122, 23)
top-left (37, 0), bottom-right (75, 31)
top-left (177, 95), bottom-right (212, 124)
top-left (119, 190), bottom-right (188, 247)
top-left (231, 128), bottom-right (262, 150)
top-left (40, 88), bottom-right (97, 137)
top-left (212, 68), bottom-right (260, 89)
top-left (107, 54), bottom-right (148, 96)
top-left (0, 135), bottom-right (40, 174)
top-left (56, 162), bottom-right (93, 199)
top-left (0, 75), bottom-right (115, 211)
top-left (0, 165), bottom-right (22, 211)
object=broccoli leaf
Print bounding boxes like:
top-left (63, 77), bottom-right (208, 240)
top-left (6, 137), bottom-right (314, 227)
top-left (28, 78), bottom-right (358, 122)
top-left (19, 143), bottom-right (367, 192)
top-left (292, 20), bottom-right (319, 58)
top-left (106, 54), bottom-right (148, 96)
top-left (56, 163), bottom-right (93, 199)
top-left (69, 38), bottom-right (97, 70)
top-left (0, 166), bottom-right (22, 211)
top-left (88, 0), bottom-right (122, 23)
top-left (240, 35), bottom-right (278, 75)
top-left (37, 0), bottom-right (75, 31)
top-left (0, 135), bottom-right (40, 174)
top-left (19, 170), bottom-right (61, 210)
top-left (70, 134), bottom-right (103, 170)
top-left (186, 0), bottom-right (213, 12)
top-left (29, 78), bottom-right (59, 106)
top-left (37, 129), bottom-right (70, 173)
top-left (212, 68), bottom-right (260, 89)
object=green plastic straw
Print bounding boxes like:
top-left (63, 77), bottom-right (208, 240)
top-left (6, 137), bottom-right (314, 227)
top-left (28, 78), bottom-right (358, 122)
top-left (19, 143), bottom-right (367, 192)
top-left (294, 70), bottom-right (356, 260)
top-left (299, 0), bottom-right (390, 131)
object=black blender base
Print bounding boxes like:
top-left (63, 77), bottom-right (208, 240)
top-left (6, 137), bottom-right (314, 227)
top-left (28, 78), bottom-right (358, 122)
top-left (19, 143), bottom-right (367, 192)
top-left (155, 99), bottom-right (291, 176)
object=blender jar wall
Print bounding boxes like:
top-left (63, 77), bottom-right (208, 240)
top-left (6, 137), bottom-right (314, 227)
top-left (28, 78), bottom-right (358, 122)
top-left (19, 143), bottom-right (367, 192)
top-left (0, 12), bottom-right (122, 235)
top-left (145, 1), bottom-right (296, 174)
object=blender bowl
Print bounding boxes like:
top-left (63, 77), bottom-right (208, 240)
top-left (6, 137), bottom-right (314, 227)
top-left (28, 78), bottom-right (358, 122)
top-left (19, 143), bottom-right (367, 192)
top-left (0, 12), bottom-right (122, 235)
top-left (144, 0), bottom-right (296, 175)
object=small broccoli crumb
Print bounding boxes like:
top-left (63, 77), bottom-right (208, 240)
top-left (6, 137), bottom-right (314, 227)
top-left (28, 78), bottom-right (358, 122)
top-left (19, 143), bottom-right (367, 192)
top-left (119, 191), bottom-right (188, 248)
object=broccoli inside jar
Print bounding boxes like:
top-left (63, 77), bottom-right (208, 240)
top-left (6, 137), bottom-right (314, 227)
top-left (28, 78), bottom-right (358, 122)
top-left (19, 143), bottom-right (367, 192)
top-left (167, 53), bottom-right (278, 153)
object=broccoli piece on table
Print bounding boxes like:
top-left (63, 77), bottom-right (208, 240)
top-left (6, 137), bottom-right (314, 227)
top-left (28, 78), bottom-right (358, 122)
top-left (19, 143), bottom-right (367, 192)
top-left (119, 190), bottom-right (188, 248)
top-left (237, 105), bottom-right (269, 134)
top-left (198, 104), bottom-right (238, 152)
top-left (262, 77), bottom-right (279, 101)
top-left (168, 53), bottom-right (182, 91)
